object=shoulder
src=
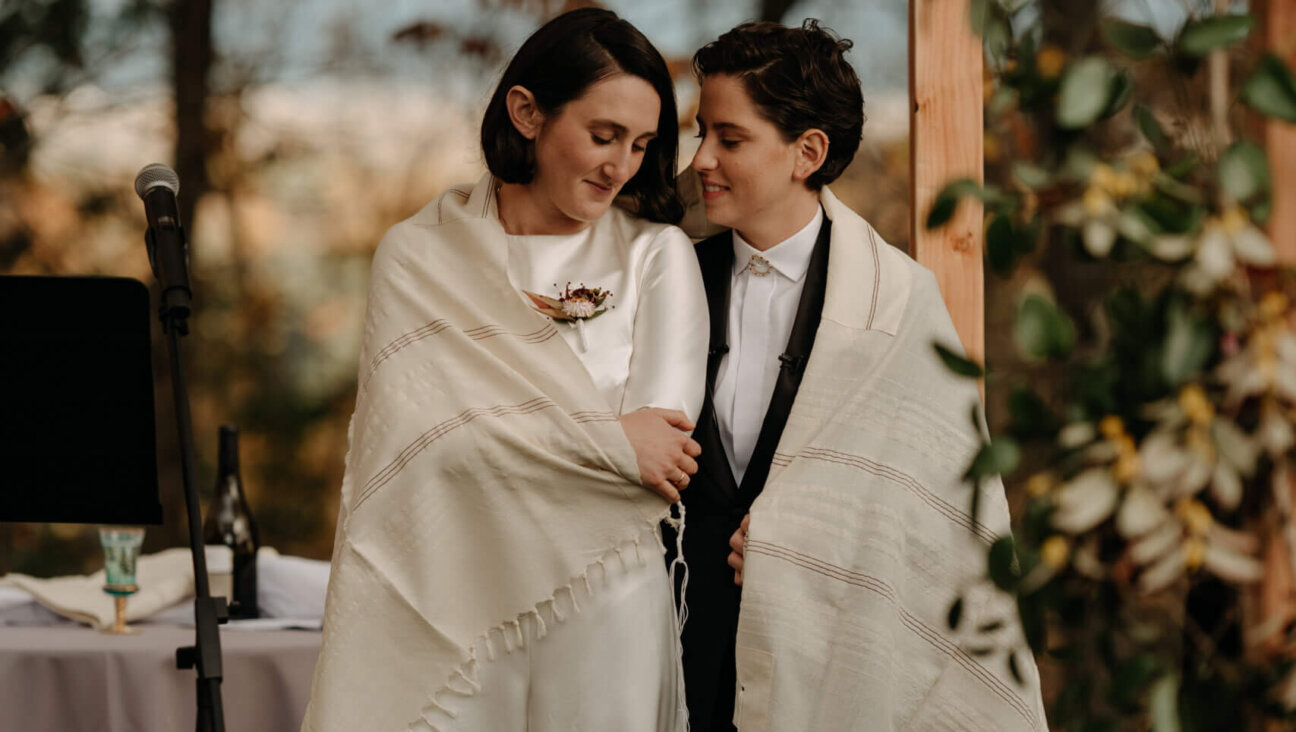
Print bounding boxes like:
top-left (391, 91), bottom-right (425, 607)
top-left (371, 182), bottom-right (479, 272)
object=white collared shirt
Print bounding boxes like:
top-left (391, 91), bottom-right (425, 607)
top-left (714, 207), bottom-right (824, 484)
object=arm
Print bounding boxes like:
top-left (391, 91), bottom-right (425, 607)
top-left (618, 226), bottom-right (710, 501)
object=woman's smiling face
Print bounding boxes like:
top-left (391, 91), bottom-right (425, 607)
top-left (525, 73), bottom-right (661, 233)
top-left (690, 73), bottom-right (809, 243)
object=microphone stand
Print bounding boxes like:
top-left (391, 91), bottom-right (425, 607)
top-left (148, 226), bottom-right (228, 732)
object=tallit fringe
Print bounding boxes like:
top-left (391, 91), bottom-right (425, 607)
top-left (406, 525), bottom-right (672, 731)
top-left (663, 501), bottom-right (691, 732)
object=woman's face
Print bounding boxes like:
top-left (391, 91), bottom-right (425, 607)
top-left (691, 73), bottom-right (806, 239)
top-left (527, 73), bottom-right (661, 232)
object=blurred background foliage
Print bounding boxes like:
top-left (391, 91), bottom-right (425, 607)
top-left (928, 0), bottom-right (1296, 727)
top-left (0, 0), bottom-right (911, 575)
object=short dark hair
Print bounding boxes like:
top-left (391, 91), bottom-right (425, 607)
top-left (693, 19), bottom-right (864, 190)
top-left (481, 8), bottom-right (684, 224)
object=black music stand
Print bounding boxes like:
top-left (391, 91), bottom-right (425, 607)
top-left (0, 274), bottom-right (227, 732)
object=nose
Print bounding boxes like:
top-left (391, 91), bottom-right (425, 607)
top-left (603, 144), bottom-right (636, 186)
top-left (691, 137), bottom-right (716, 173)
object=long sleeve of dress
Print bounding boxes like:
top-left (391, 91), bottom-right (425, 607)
top-left (618, 226), bottom-right (709, 422)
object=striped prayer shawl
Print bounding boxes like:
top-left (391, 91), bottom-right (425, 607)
top-left (301, 177), bottom-right (669, 731)
top-left (732, 189), bottom-right (1048, 731)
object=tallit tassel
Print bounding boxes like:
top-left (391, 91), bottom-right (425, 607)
top-left (552, 594), bottom-right (567, 622)
top-left (667, 502), bottom-right (691, 632)
top-left (534, 608), bottom-right (547, 638)
top-left (423, 697), bottom-right (457, 720)
top-left (483, 633), bottom-right (496, 661)
top-left (514, 619), bottom-right (525, 648)
top-left (501, 624), bottom-right (513, 654)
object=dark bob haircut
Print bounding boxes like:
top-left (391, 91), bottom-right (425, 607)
top-left (693, 19), bottom-right (864, 190)
top-left (481, 8), bottom-right (684, 224)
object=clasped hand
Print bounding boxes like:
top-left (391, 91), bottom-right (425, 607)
top-left (619, 408), bottom-right (701, 503)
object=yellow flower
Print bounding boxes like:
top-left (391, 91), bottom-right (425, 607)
top-left (1036, 44), bottom-right (1067, 79)
top-left (1183, 537), bottom-right (1207, 570)
top-left (1176, 497), bottom-right (1214, 536)
top-left (1128, 151), bottom-right (1160, 180)
top-left (1083, 186), bottom-right (1114, 217)
top-left (1089, 163), bottom-right (1119, 195)
top-left (1113, 452), bottom-right (1141, 484)
top-left (1099, 415), bottom-right (1126, 440)
top-left (1221, 205), bottom-right (1249, 236)
top-left (1178, 384), bottom-right (1215, 426)
top-left (1260, 292), bottom-right (1289, 321)
top-left (1041, 535), bottom-right (1070, 569)
top-left (1027, 473), bottom-right (1053, 497)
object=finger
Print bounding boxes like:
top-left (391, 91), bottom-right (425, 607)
top-left (729, 527), bottom-right (744, 552)
top-left (740, 513), bottom-right (751, 531)
top-left (678, 455), bottom-right (699, 475)
top-left (683, 439), bottom-right (702, 458)
top-left (727, 551), bottom-right (744, 574)
top-left (734, 570), bottom-right (742, 587)
top-left (674, 473), bottom-right (690, 490)
top-left (658, 410), bottom-right (695, 431)
top-left (654, 479), bottom-right (680, 504)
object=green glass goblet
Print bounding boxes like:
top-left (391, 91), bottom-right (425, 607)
top-left (99, 527), bottom-right (145, 634)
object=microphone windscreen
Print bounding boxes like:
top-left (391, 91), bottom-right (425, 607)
top-left (134, 163), bottom-right (180, 198)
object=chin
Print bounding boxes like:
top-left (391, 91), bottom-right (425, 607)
top-left (702, 202), bottom-right (738, 230)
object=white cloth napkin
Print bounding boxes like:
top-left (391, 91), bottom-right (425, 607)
top-left (0, 548), bottom-right (332, 630)
top-left (0, 547), bottom-right (196, 630)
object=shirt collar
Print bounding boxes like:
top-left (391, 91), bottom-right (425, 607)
top-left (732, 206), bottom-right (824, 282)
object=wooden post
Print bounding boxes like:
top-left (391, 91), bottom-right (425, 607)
top-left (909, 0), bottom-right (986, 375)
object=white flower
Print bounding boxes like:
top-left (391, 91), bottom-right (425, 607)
top-left (1052, 468), bottom-right (1120, 533)
top-left (1183, 207), bottom-right (1275, 292)
top-left (561, 298), bottom-right (596, 319)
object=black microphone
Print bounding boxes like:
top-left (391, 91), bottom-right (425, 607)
top-left (134, 163), bottom-right (192, 323)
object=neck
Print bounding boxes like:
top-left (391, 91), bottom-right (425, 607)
top-left (735, 191), bottom-right (821, 251)
top-left (496, 182), bottom-right (590, 236)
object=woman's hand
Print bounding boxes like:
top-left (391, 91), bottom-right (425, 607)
top-left (619, 408), bottom-right (701, 503)
top-left (728, 513), bottom-right (750, 586)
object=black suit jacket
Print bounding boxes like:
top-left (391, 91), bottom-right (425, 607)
top-left (668, 220), bottom-right (831, 732)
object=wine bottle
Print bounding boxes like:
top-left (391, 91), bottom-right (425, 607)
top-left (202, 424), bottom-right (260, 619)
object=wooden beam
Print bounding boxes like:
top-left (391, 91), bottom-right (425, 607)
top-left (909, 0), bottom-right (986, 372)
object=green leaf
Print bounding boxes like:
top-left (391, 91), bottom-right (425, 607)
top-left (988, 536), bottom-right (1019, 591)
top-left (1102, 19), bottom-right (1161, 59)
top-left (986, 215), bottom-right (1017, 275)
top-left (947, 596), bottom-right (964, 630)
top-left (1218, 140), bottom-right (1269, 202)
top-left (1012, 161), bottom-right (1051, 190)
top-left (1133, 105), bottom-right (1171, 150)
top-left (1242, 54), bottom-right (1296, 123)
top-left (926, 178), bottom-right (981, 229)
top-left (1015, 295), bottom-right (1076, 361)
top-left (1149, 674), bottom-right (1182, 732)
top-left (1008, 387), bottom-right (1057, 438)
top-left (1101, 71), bottom-right (1133, 118)
top-left (934, 342), bottom-right (984, 378)
top-left (1179, 14), bottom-right (1254, 56)
top-left (966, 436), bottom-right (1021, 481)
top-left (1057, 57), bottom-right (1114, 129)
top-left (1161, 302), bottom-right (1214, 386)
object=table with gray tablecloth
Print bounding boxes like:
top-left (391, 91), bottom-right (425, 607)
top-left (0, 625), bottom-right (320, 731)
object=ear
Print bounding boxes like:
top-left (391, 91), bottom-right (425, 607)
top-left (505, 85), bottom-right (544, 140)
top-left (791, 128), bottom-right (830, 184)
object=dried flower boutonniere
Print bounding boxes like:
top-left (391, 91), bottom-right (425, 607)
top-left (523, 282), bottom-right (613, 351)
top-left (523, 282), bottom-right (613, 321)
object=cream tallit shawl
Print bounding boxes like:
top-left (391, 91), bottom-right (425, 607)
top-left (732, 189), bottom-right (1048, 731)
top-left (301, 177), bottom-right (673, 731)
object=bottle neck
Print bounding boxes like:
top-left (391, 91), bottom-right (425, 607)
top-left (218, 427), bottom-right (239, 476)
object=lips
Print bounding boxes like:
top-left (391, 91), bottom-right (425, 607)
top-left (700, 180), bottom-right (729, 201)
top-left (585, 180), bottom-right (615, 196)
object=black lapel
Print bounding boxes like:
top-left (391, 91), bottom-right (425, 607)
top-left (737, 218), bottom-right (832, 504)
top-left (693, 232), bottom-right (740, 500)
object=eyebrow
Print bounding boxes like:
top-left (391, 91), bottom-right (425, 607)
top-left (590, 119), bottom-right (657, 139)
top-left (695, 119), bottom-right (748, 134)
